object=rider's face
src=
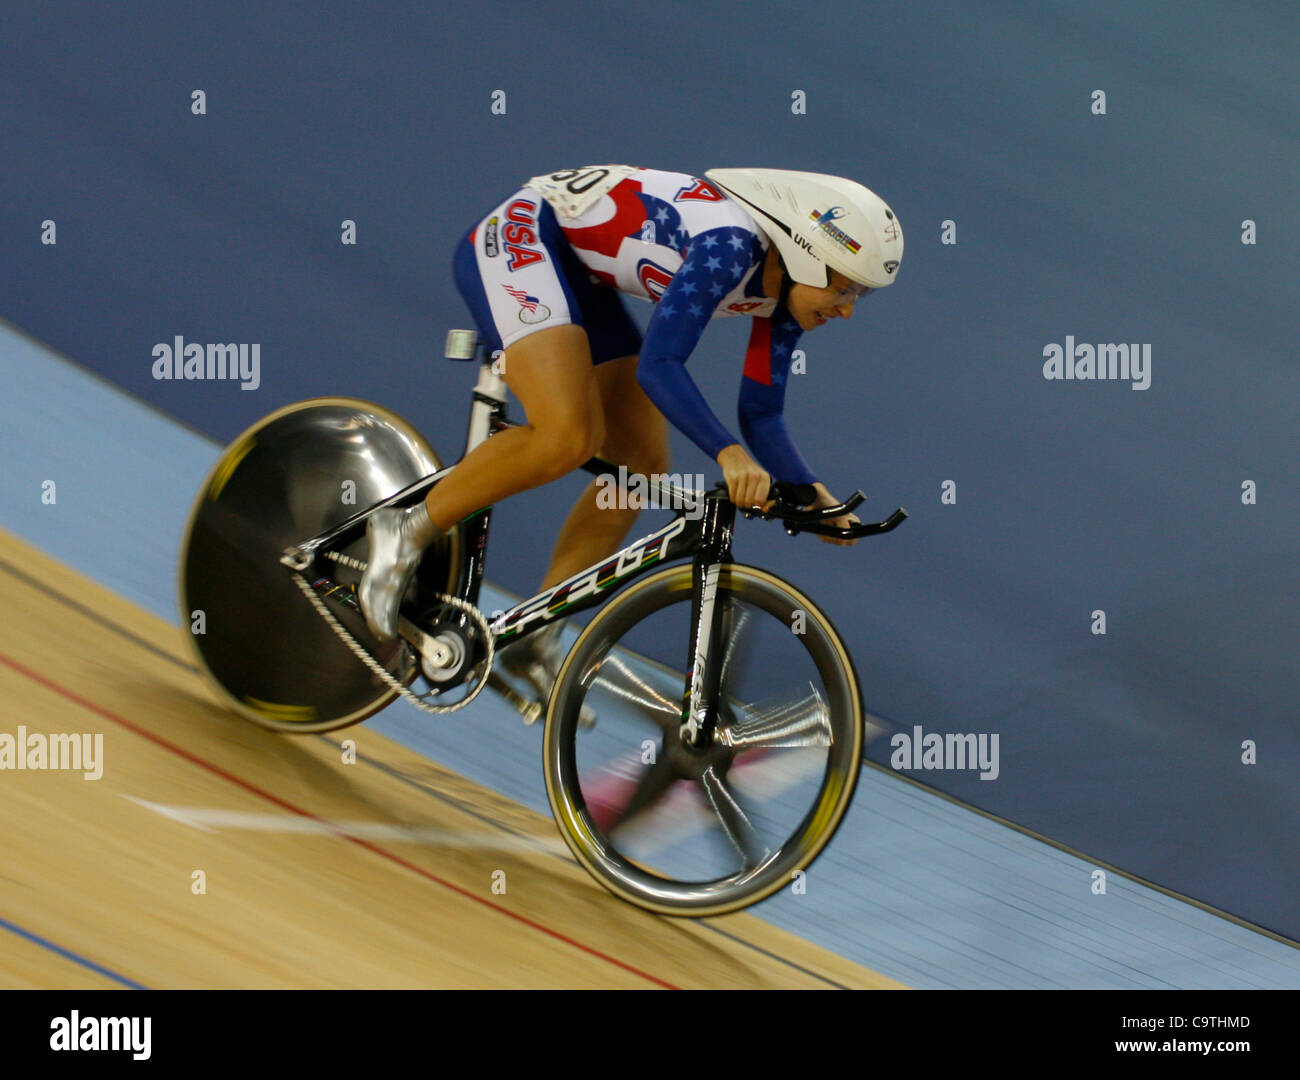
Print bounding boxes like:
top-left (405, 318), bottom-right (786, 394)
top-left (786, 271), bottom-right (871, 331)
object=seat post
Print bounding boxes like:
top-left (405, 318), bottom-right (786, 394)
top-left (446, 330), bottom-right (507, 456)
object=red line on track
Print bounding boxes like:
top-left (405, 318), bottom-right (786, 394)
top-left (0, 650), bottom-right (679, 990)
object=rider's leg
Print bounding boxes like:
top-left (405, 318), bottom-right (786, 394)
top-left (425, 323), bottom-right (604, 530)
top-left (500, 352), bottom-right (668, 722)
top-left (359, 323), bottom-right (603, 640)
top-left (536, 353), bottom-right (670, 590)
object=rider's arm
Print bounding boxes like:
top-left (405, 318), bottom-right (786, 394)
top-left (736, 309), bottom-right (818, 486)
top-left (635, 226), bottom-right (759, 462)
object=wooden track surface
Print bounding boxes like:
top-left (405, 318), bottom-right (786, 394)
top-left (0, 528), bottom-right (905, 989)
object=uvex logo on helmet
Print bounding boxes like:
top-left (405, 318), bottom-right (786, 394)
top-left (704, 168), bottom-right (904, 290)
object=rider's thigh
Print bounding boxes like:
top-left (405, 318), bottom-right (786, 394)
top-left (502, 324), bottom-right (605, 473)
top-left (593, 355), bottom-right (670, 475)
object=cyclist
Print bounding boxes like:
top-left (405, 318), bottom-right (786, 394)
top-left (359, 166), bottom-right (903, 701)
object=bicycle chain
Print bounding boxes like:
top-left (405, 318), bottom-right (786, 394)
top-left (290, 551), bottom-right (494, 715)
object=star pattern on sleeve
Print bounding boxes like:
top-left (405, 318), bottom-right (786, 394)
top-left (647, 226), bottom-right (758, 335)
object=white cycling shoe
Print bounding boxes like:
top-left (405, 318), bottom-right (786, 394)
top-left (358, 504), bottom-right (440, 641)
top-left (499, 621), bottom-right (597, 728)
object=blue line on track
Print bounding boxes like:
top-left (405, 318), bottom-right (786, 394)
top-left (0, 914), bottom-right (149, 989)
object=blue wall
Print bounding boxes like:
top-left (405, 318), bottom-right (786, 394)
top-left (2, 1), bottom-right (1296, 938)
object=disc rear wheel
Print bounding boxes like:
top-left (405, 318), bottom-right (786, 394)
top-left (178, 397), bottom-right (460, 732)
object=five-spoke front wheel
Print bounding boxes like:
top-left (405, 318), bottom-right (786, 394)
top-left (543, 563), bottom-right (864, 917)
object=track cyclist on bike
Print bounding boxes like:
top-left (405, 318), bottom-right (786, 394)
top-left (359, 165), bottom-right (904, 704)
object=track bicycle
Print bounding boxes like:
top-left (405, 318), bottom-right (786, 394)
top-left (179, 329), bottom-right (906, 915)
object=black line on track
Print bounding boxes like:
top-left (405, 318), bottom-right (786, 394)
top-left (0, 552), bottom-right (193, 672)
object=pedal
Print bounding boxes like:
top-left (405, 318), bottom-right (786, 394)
top-left (484, 671), bottom-right (595, 728)
top-left (487, 671), bottom-right (544, 725)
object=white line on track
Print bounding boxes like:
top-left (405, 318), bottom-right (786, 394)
top-left (121, 796), bottom-right (567, 853)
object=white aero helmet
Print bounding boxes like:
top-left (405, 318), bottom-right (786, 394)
top-left (704, 168), bottom-right (903, 289)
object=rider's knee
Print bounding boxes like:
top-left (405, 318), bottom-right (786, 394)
top-left (602, 419), bottom-right (669, 479)
top-left (626, 439), bottom-right (670, 479)
top-left (533, 416), bottom-right (603, 480)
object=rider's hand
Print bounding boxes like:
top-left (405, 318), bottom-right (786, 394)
top-left (809, 481), bottom-right (860, 547)
top-left (716, 444), bottom-right (773, 512)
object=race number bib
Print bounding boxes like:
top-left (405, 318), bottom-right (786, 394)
top-left (524, 165), bottom-right (638, 220)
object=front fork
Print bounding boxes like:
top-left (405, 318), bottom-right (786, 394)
top-left (679, 490), bottom-right (737, 749)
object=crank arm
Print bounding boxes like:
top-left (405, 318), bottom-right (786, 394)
top-left (399, 618), bottom-right (543, 721)
top-left (397, 616), bottom-right (453, 670)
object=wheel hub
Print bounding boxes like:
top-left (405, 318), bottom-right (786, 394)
top-left (665, 724), bottom-right (735, 780)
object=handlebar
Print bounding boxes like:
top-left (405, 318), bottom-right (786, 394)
top-left (738, 480), bottom-right (908, 540)
top-left (571, 455), bottom-right (906, 542)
